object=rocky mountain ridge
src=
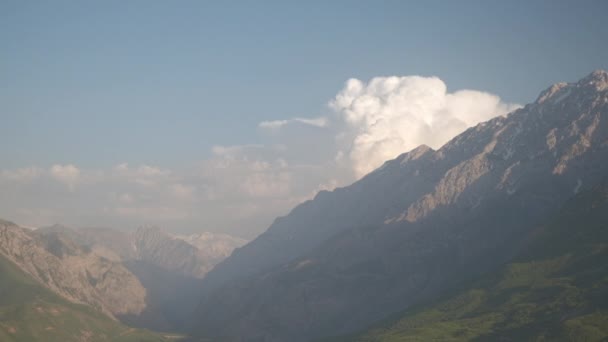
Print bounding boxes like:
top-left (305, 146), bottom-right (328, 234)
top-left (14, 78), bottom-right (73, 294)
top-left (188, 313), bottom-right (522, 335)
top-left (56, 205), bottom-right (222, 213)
top-left (0, 220), bottom-right (146, 319)
top-left (36, 224), bottom-right (246, 279)
top-left (0, 219), bottom-right (245, 332)
top-left (191, 70), bottom-right (608, 341)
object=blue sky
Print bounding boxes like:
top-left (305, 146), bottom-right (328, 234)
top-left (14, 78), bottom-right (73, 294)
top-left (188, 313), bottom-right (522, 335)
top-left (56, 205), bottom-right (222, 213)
top-left (1, 1), bottom-right (607, 236)
top-left (3, 0), bottom-right (607, 168)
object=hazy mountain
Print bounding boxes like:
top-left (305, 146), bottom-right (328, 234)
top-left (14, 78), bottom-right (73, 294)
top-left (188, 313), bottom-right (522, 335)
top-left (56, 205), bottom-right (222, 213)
top-left (330, 179), bottom-right (608, 341)
top-left (0, 220), bottom-right (146, 319)
top-left (29, 223), bottom-right (244, 332)
top-left (191, 70), bottom-right (608, 341)
top-left (176, 232), bottom-right (247, 265)
top-left (39, 225), bottom-right (246, 280)
top-left (0, 248), bottom-right (168, 342)
top-left (122, 226), bottom-right (244, 331)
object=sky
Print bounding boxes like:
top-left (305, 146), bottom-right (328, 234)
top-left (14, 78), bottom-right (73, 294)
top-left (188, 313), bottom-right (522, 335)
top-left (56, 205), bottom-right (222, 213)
top-left (1, 1), bottom-right (607, 238)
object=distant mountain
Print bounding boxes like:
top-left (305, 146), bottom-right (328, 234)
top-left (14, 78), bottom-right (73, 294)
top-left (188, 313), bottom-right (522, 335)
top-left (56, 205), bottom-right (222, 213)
top-left (176, 232), bottom-right (247, 265)
top-left (191, 70), bottom-right (608, 341)
top-left (38, 224), bottom-right (246, 280)
top-left (28, 223), bottom-right (244, 332)
top-left (0, 248), bottom-right (168, 342)
top-left (329, 179), bottom-right (608, 341)
top-left (122, 226), bottom-right (244, 331)
top-left (0, 220), bottom-right (146, 319)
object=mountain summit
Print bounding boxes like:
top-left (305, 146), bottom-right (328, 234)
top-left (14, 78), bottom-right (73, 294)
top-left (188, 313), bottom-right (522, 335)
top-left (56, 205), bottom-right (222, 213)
top-left (191, 70), bottom-right (608, 341)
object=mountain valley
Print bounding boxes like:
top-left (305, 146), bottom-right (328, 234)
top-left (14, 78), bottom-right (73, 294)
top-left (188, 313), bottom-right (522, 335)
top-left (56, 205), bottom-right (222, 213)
top-left (1, 71), bottom-right (607, 342)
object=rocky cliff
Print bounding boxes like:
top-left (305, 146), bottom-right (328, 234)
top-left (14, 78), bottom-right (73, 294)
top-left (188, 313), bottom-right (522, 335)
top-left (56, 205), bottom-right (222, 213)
top-left (0, 220), bottom-right (146, 319)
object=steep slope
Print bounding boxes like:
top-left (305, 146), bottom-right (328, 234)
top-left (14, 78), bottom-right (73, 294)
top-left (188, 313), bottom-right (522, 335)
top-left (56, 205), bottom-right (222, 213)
top-left (0, 220), bottom-right (146, 319)
top-left (0, 239), bottom-right (167, 342)
top-left (33, 224), bottom-right (244, 332)
top-left (201, 143), bottom-right (437, 291)
top-left (192, 70), bottom-right (608, 341)
top-left (335, 180), bottom-right (608, 341)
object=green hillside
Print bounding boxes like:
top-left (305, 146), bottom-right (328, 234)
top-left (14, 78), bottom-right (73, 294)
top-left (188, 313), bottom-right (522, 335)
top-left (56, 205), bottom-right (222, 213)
top-left (330, 182), bottom-right (608, 342)
top-left (0, 253), bottom-right (170, 342)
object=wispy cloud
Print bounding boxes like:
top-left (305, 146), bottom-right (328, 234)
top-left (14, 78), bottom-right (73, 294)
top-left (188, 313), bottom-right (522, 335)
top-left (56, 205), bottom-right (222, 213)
top-left (258, 116), bottom-right (328, 129)
top-left (0, 74), bottom-right (518, 238)
top-left (0, 167), bottom-right (42, 183)
top-left (50, 164), bottom-right (81, 191)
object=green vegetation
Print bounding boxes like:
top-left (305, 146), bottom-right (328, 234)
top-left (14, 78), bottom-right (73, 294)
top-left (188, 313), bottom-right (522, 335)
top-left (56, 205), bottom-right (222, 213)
top-left (330, 184), bottom-right (608, 342)
top-left (0, 254), bottom-right (170, 342)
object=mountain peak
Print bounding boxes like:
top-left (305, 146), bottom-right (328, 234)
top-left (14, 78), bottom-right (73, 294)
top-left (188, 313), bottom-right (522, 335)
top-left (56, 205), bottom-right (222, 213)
top-left (580, 69), bottom-right (608, 91)
top-left (535, 82), bottom-right (570, 104)
top-left (194, 70), bottom-right (608, 341)
top-left (535, 69), bottom-right (608, 104)
top-left (395, 144), bottom-right (433, 165)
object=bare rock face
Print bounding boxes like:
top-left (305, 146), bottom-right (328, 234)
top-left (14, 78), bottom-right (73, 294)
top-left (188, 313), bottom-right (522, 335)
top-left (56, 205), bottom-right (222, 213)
top-left (28, 222), bottom-right (246, 331)
top-left (0, 220), bottom-right (146, 319)
top-left (192, 70), bottom-right (608, 341)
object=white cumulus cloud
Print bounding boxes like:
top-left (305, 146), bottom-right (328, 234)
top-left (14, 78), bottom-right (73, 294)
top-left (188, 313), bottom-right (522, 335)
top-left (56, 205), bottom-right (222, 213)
top-left (331, 75), bottom-right (520, 177)
top-left (0, 74), bottom-right (522, 238)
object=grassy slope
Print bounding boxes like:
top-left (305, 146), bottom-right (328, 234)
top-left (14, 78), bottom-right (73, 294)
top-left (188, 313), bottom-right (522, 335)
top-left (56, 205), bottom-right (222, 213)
top-left (329, 183), bottom-right (608, 342)
top-left (0, 254), bottom-right (170, 342)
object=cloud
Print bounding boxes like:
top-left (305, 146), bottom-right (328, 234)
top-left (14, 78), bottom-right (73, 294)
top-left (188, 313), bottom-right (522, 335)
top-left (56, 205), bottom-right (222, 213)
top-left (0, 74), bottom-right (520, 238)
top-left (113, 206), bottom-right (190, 221)
top-left (111, 163), bottom-right (171, 188)
top-left (0, 167), bottom-right (42, 183)
top-left (240, 172), bottom-right (291, 198)
top-left (118, 193), bottom-right (134, 204)
top-left (113, 163), bottom-right (130, 173)
top-left (259, 117), bottom-right (328, 129)
top-left (203, 144), bottom-right (295, 200)
top-left (331, 76), bottom-right (520, 177)
top-left (50, 164), bottom-right (81, 190)
top-left (137, 165), bottom-right (168, 177)
top-left (169, 183), bottom-right (196, 200)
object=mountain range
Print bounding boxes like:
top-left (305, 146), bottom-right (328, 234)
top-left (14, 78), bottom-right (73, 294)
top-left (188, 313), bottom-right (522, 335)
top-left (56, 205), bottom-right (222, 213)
top-left (189, 70), bottom-right (608, 341)
top-left (1, 70), bottom-right (607, 341)
top-left (0, 220), bottom-right (244, 338)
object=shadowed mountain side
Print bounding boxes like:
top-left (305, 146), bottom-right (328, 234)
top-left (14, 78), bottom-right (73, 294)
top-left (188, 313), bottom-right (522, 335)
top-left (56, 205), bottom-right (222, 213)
top-left (325, 179), bottom-right (608, 341)
top-left (190, 70), bottom-right (608, 341)
top-left (118, 260), bottom-right (204, 332)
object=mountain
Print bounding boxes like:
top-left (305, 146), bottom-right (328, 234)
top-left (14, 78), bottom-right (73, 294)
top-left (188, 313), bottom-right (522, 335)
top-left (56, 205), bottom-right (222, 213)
top-left (0, 220), bottom-right (146, 319)
top-left (29, 224), bottom-right (244, 332)
top-left (121, 226), bottom-right (244, 331)
top-left (37, 225), bottom-right (246, 280)
top-left (123, 226), bottom-right (244, 331)
top-left (0, 221), bottom-right (167, 342)
top-left (331, 179), bottom-right (608, 341)
top-left (176, 232), bottom-right (247, 265)
top-left (190, 70), bottom-right (608, 341)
